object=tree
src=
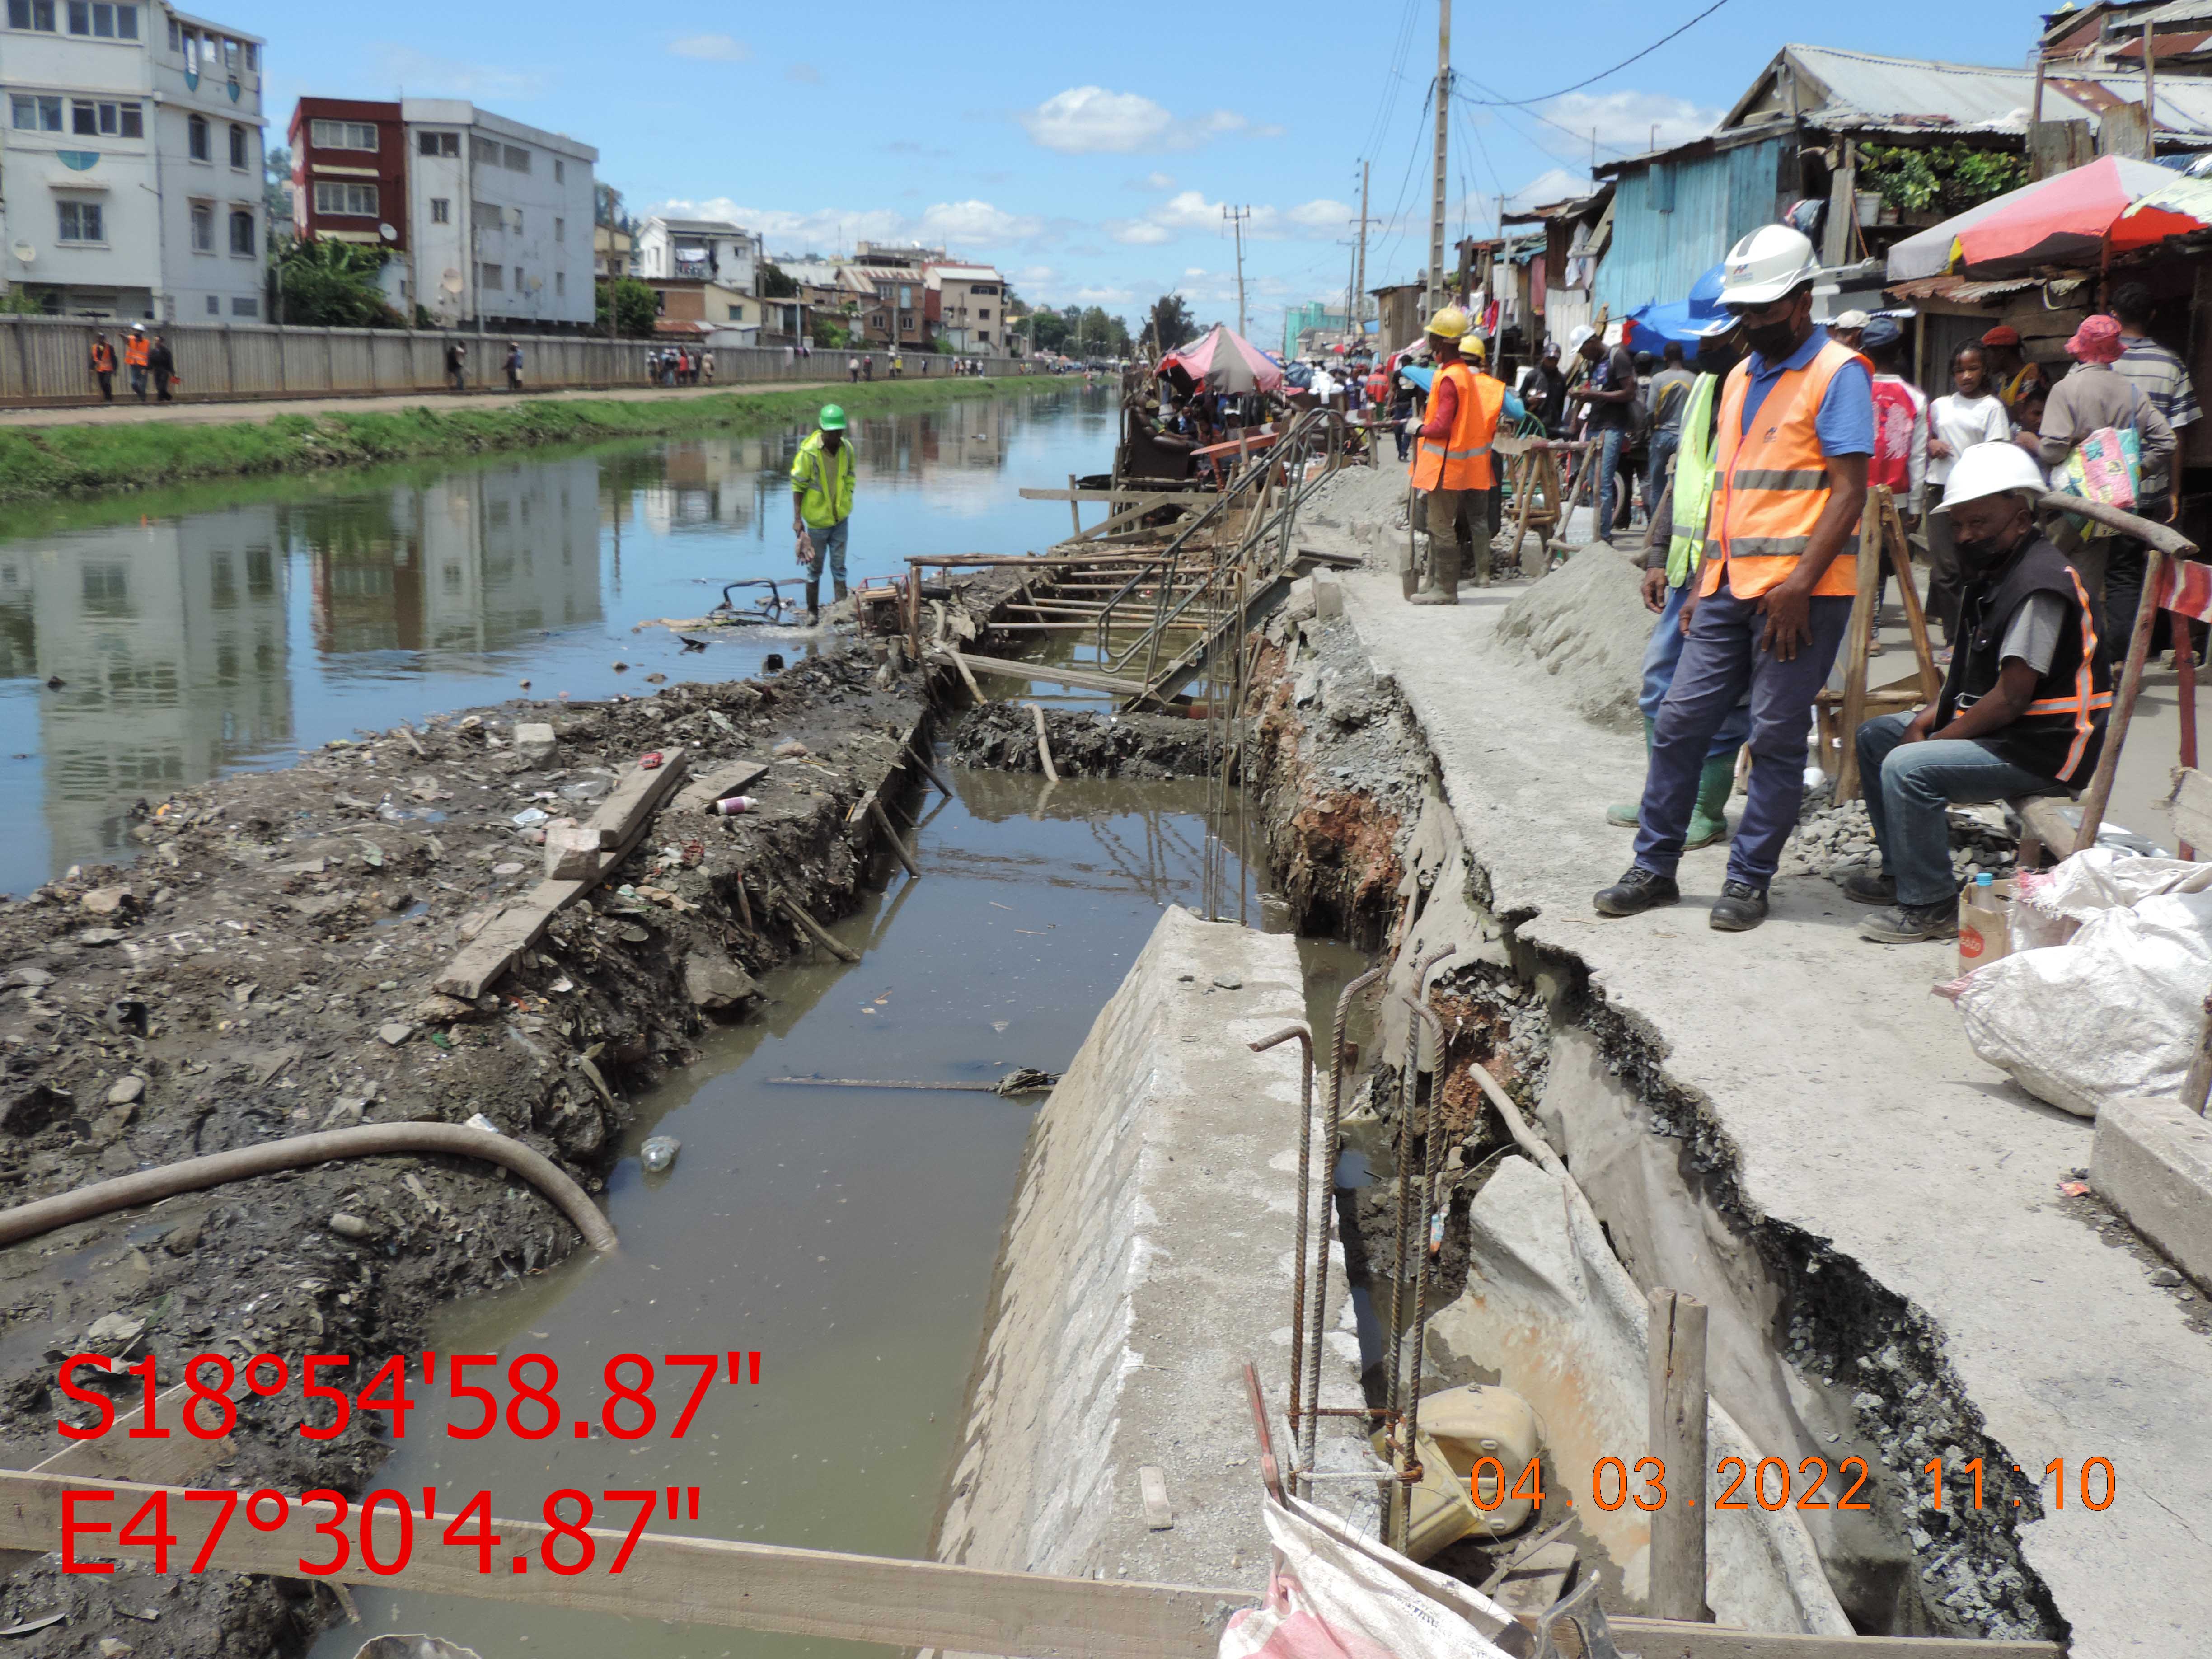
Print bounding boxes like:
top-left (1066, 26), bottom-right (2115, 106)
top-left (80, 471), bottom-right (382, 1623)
top-left (758, 261), bottom-right (798, 299)
top-left (594, 182), bottom-right (629, 230)
top-left (595, 276), bottom-right (659, 337)
top-left (1146, 294), bottom-right (1196, 358)
top-left (278, 239), bottom-right (404, 328)
top-left (263, 144), bottom-right (295, 244)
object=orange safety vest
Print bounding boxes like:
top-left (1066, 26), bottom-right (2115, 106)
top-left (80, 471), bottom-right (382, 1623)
top-left (124, 336), bottom-right (150, 368)
top-left (1409, 360), bottom-right (1504, 492)
top-left (90, 342), bottom-right (114, 372)
top-left (1700, 338), bottom-right (1870, 601)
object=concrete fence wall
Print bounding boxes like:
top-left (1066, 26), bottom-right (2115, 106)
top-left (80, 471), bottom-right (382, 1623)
top-left (0, 315), bottom-right (1031, 407)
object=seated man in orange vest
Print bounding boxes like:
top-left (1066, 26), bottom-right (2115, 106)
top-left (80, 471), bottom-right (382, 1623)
top-left (1595, 225), bottom-right (1874, 932)
top-left (1408, 305), bottom-right (1506, 604)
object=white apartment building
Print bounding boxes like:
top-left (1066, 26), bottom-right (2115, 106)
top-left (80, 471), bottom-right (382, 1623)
top-left (0, 2), bottom-right (267, 321)
top-left (633, 216), bottom-right (759, 294)
top-left (403, 98), bottom-right (595, 330)
top-left (927, 264), bottom-right (1004, 352)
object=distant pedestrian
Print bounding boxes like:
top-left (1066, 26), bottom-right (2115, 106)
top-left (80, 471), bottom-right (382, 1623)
top-left (1643, 341), bottom-right (1696, 520)
top-left (848, 354), bottom-right (860, 383)
top-left (1830, 309), bottom-right (1870, 352)
top-left (2109, 280), bottom-right (2199, 523)
top-left (1924, 343), bottom-right (2012, 650)
top-left (125, 324), bottom-right (150, 402)
top-left (703, 349), bottom-right (715, 385)
top-left (1569, 328), bottom-right (1638, 546)
top-left (148, 332), bottom-right (177, 402)
top-left (1980, 325), bottom-right (2049, 415)
top-left (445, 340), bottom-right (467, 392)
top-left (89, 332), bottom-right (115, 403)
top-left (504, 340), bottom-right (524, 392)
top-left (1520, 341), bottom-right (1567, 435)
top-left (1861, 316), bottom-right (1928, 653)
top-left (862, 354), bottom-right (874, 382)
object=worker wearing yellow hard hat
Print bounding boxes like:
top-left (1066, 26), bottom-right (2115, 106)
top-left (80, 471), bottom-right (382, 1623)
top-left (1406, 304), bottom-right (1511, 601)
top-left (790, 404), bottom-right (857, 624)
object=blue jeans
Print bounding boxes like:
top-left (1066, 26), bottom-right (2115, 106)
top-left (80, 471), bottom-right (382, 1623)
top-left (1646, 430), bottom-right (1679, 519)
top-left (801, 517), bottom-right (848, 582)
top-left (1594, 425), bottom-right (1629, 541)
top-left (1634, 580), bottom-right (1854, 886)
top-left (1856, 713), bottom-right (2057, 907)
top-left (1640, 580), bottom-right (1751, 759)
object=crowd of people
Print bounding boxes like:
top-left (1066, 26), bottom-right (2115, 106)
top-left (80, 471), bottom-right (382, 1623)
top-left (648, 345), bottom-right (714, 387)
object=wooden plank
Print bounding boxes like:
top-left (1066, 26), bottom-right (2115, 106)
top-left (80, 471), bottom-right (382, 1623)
top-left (435, 748), bottom-right (689, 999)
top-left (0, 1472), bottom-right (1244, 1659)
top-left (581, 745), bottom-right (692, 849)
top-left (1609, 1624), bottom-right (2060, 1659)
top-left (2170, 765), bottom-right (2212, 852)
top-left (673, 759), bottom-right (769, 814)
top-left (945, 651), bottom-right (1153, 697)
top-left (1832, 501), bottom-right (1886, 802)
top-left (1647, 1289), bottom-right (1711, 1624)
top-left (1018, 488), bottom-right (1196, 506)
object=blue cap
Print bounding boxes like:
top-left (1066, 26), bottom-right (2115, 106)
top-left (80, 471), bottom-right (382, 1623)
top-left (1860, 314), bottom-right (1904, 351)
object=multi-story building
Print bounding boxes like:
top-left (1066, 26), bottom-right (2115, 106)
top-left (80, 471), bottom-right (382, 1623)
top-left (403, 98), bottom-right (595, 330)
top-left (0, 2), bottom-right (268, 321)
top-left (643, 275), bottom-right (756, 342)
top-left (633, 216), bottom-right (759, 292)
top-left (592, 220), bottom-right (632, 280)
top-left (286, 96), bottom-right (406, 307)
top-left (926, 264), bottom-right (1003, 352)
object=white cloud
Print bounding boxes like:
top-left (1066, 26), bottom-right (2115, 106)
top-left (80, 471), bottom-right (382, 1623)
top-left (1286, 197), bottom-right (1351, 231)
top-left (919, 199), bottom-right (1044, 242)
top-left (648, 195), bottom-right (1045, 253)
top-left (375, 44), bottom-right (546, 101)
top-left (1505, 166), bottom-right (1596, 212)
top-left (1142, 171), bottom-right (1176, 190)
top-left (1107, 220), bottom-right (1173, 246)
top-left (787, 62), bottom-right (823, 84)
top-left (1020, 86), bottom-right (1270, 155)
top-left (668, 33), bottom-right (749, 62)
top-left (1072, 284), bottom-right (1137, 305)
top-left (1542, 90), bottom-right (1720, 157)
top-left (1115, 189), bottom-right (1343, 245)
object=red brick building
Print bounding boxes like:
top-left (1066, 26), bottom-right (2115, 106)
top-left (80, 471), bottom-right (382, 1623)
top-left (288, 98), bottom-right (406, 257)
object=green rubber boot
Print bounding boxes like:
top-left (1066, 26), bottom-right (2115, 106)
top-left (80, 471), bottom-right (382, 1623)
top-left (1683, 749), bottom-right (1736, 850)
top-left (1606, 716), bottom-right (1655, 828)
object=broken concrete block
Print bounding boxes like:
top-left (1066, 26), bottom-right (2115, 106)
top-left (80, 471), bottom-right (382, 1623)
top-left (107, 1074), bottom-right (145, 1106)
top-left (514, 722), bottom-right (559, 765)
top-left (377, 1022), bottom-right (415, 1047)
top-left (1313, 570), bottom-right (1344, 619)
top-left (2092, 1094), bottom-right (2212, 1291)
top-left (543, 819), bottom-right (603, 880)
top-left (1284, 575), bottom-right (1318, 624)
top-left (80, 886), bottom-right (132, 915)
top-left (684, 952), bottom-right (762, 1011)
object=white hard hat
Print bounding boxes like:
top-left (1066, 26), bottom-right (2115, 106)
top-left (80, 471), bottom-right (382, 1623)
top-left (1936, 441), bottom-right (2048, 513)
top-left (1832, 308), bottom-right (1871, 330)
top-left (1717, 225), bottom-right (1822, 308)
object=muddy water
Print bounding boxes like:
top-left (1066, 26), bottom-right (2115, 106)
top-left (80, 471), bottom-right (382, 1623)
top-left (0, 382), bottom-right (1115, 895)
top-left (305, 768), bottom-right (1257, 1659)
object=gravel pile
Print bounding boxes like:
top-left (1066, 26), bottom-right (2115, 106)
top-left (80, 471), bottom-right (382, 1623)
top-left (1780, 795), bottom-right (2018, 885)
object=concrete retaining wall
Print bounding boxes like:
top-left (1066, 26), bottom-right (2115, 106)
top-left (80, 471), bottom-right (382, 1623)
top-left (934, 905), bottom-right (1375, 1591)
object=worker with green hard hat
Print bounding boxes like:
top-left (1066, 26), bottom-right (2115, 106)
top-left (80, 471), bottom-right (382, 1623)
top-left (790, 403), bottom-right (858, 624)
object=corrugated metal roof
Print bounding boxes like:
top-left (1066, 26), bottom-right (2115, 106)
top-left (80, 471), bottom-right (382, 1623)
top-left (1593, 132), bottom-right (1789, 315)
top-left (1786, 42), bottom-right (2212, 141)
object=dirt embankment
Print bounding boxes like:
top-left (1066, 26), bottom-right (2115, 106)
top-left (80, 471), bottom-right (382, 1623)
top-left (0, 644), bottom-right (935, 1657)
top-left (949, 703), bottom-right (1228, 779)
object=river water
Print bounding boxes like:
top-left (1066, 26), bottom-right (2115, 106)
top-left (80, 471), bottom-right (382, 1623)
top-left (0, 381), bottom-right (1118, 898)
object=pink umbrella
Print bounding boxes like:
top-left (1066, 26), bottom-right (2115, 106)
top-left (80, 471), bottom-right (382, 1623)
top-left (1948, 155), bottom-right (2180, 275)
top-left (1159, 324), bottom-right (1284, 394)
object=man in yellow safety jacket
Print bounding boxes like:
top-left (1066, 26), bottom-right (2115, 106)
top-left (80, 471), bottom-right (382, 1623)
top-left (790, 404), bottom-right (858, 624)
top-left (1595, 224), bottom-right (1873, 933)
top-left (1407, 305), bottom-right (1506, 605)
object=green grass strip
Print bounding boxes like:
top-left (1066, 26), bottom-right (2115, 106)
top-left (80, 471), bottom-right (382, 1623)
top-left (0, 376), bottom-right (1026, 506)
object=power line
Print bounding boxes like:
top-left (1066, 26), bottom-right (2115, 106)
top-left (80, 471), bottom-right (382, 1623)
top-left (1455, 0), bottom-right (1733, 107)
top-left (1453, 83), bottom-right (1639, 162)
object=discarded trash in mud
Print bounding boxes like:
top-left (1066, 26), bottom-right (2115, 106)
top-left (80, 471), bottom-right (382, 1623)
top-left (640, 1134), bottom-right (681, 1173)
top-left (353, 1639), bottom-right (485, 1659)
top-left (766, 1069), bottom-right (1059, 1095)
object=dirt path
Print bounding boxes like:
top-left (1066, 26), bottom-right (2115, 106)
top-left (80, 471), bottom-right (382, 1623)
top-left (0, 379), bottom-right (859, 430)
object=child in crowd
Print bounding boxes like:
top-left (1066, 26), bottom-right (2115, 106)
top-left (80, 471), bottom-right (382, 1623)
top-left (1924, 343), bottom-right (2014, 655)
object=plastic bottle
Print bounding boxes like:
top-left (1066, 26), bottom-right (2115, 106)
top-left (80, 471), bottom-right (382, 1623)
top-left (709, 795), bottom-right (757, 816)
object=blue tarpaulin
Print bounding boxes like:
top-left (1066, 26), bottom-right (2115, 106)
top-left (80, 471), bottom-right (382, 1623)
top-left (1625, 264), bottom-right (1726, 357)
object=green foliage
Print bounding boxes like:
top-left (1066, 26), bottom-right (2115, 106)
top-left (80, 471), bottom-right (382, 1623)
top-left (1146, 294), bottom-right (1196, 357)
top-left (0, 286), bottom-right (48, 316)
top-left (758, 261), bottom-right (799, 299)
top-left (595, 276), bottom-right (659, 338)
top-left (279, 239), bottom-right (404, 328)
top-left (814, 315), bottom-right (852, 348)
top-left (1858, 144), bottom-right (2027, 218)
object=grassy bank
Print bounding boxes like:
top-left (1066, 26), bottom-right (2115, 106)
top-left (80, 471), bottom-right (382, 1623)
top-left (0, 375), bottom-right (1024, 505)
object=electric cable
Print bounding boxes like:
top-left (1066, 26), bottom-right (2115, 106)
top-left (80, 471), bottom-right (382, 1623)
top-left (1456, 0), bottom-right (1733, 107)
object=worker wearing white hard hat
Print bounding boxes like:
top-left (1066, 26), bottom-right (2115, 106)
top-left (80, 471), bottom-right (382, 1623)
top-left (1595, 222), bottom-right (1875, 934)
top-left (1840, 442), bottom-right (2110, 943)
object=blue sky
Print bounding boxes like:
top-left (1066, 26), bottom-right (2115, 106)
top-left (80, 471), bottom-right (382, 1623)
top-left (240, 0), bottom-right (2052, 347)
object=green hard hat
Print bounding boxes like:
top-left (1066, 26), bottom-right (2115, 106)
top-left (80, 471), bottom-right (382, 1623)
top-left (818, 404), bottom-right (848, 431)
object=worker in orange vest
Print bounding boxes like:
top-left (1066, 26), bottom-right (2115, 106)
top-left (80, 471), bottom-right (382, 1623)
top-left (88, 332), bottom-right (116, 403)
top-left (1406, 305), bottom-right (1506, 604)
top-left (123, 324), bottom-right (151, 402)
top-left (1595, 224), bottom-right (1874, 933)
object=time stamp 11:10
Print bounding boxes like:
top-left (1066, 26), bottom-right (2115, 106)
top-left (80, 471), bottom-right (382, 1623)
top-left (1464, 1454), bottom-right (2118, 1515)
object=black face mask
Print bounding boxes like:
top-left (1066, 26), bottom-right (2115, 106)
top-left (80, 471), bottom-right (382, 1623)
top-left (1696, 337), bottom-right (1744, 379)
top-left (1955, 520), bottom-right (2029, 575)
top-left (1741, 318), bottom-right (1799, 361)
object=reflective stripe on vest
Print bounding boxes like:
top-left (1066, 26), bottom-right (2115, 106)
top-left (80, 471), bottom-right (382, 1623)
top-left (2050, 565), bottom-right (2106, 782)
top-left (1410, 361), bottom-right (1504, 492)
top-left (1665, 373), bottom-right (1720, 587)
top-left (1701, 339), bottom-right (1870, 602)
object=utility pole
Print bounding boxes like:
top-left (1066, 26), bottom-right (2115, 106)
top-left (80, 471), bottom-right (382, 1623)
top-left (1428, 0), bottom-right (1451, 314)
top-left (1354, 159), bottom-right (1371, 346)
top-left (1223, 204), bottom-right (1252, 338)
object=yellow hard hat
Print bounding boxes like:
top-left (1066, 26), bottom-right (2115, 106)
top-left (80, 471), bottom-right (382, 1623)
top-left (1425, 305), bottom-right (1471, 340)
top-left (1463, 335), bottom-right (1487, 360)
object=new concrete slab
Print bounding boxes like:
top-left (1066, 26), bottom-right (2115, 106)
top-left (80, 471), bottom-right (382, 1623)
top-left (1334, 565), bottom-right (2212, 1657)
top-left (2093, 1094), bottom-right (2212, 1290)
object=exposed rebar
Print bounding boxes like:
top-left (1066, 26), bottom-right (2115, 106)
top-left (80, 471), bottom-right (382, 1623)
top-left (1248, 1022), bottom-right (1315, 1495)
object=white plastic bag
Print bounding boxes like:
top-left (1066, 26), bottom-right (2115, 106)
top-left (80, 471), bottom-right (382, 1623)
top-left (1220, 1493), bottom-right (1518, 1659)
top-left (1949, 888), bottom-right (2212, 1119)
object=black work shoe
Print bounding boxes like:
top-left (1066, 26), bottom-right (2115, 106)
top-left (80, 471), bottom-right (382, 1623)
top-left (1859, 898), bottom-right (1960, 943)
top-left (1593, 866), bottom-right (1680, 917)
top-left (1708, 880), bottom-right (1769, 931)
top-left (1836, 865), bottom-right (1895, 905)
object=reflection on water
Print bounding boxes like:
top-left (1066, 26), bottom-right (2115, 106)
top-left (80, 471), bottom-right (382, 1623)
top-left (0, 385), bottom-right (1116, 894)
top-left (304, 772), bottom-right (1246, 1659)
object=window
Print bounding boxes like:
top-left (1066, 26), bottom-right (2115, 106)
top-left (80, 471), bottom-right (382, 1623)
top-left (190, 202), bottom-right (213, 251)
top-left (555, 272), bottom-right (565, 297)
top-left (470, 134), bottom-right (496, 166)
top-left (244, 42), bottom-right (255, 70)
top-left (978, 331), bottom-right (990, 345)
top-left (310, 118), bottom-right (377, 151)
top-left (312, 180), bottom-right (377, 216)
top-left (231, 295), bottom-right (257, 317)
top-left (470, 200), bottom-right (503, 230)
top-left (977, 307), bottom-right (990, 320)
top-left (71, 100), bottom-right (96, 135)
top-left (228, 123), bottom-right (247, 168)
top-left (8, 0), bottom-right (55, 28)
top-left (553, 216), bottom-right (564, 242)
top-left (502, 143), bottom-right (530, 172)
top-left (728, 303), bottom-right (743, 322)
top-left (188, 115), bottom-right (209, 160)
top-left (164, 13), bottom-right (173, 46)
top-left (429, 197), bottom-right (450, 224)
top-left (220, 35), bottom-right (236, 71)
top-left (552, 159), bottom-right (564, 182)
top-left (63, 1), bottom-right (134, 35)
top-left (118, 103), bottom-right (140, 137)
top-left (417, 130), bottom-right (459, 158)
top-left (229, 209), bottom-right (253, 255)
top-left (12, 95), bottom-right (61, 131)
top-left (57, 200), bottom-right (103, 242)
top-left (477, 262), bottom-right (503, 291)
top-left (205, 294), bottom-right (219, 314)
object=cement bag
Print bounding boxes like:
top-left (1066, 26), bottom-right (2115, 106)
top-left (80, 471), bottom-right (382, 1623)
top-left (1220, 1492), bottom-right (1518, 1659)
top-left (2009, 848), bottom-right (2212, 953)
top-left (1948, 890), bottom-right (2212, 1119)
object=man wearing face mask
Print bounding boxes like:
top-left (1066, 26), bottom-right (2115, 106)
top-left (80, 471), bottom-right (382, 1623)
top-left (1841, 443), bottom-right (2109, 942)
top-left (1595, 224), bottom-right (1873, 932)
top-left (1604, 318), bottom-right (1753, 846)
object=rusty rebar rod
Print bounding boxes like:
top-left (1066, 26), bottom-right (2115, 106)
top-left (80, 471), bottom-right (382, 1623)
top-left (1249, 1022), bottom-right (1315, 1496)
